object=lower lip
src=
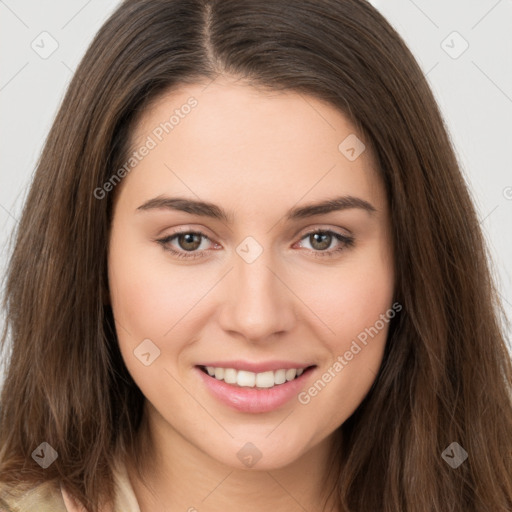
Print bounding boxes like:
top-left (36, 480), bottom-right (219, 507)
top-left (196, 366), bottom-right (315, 414)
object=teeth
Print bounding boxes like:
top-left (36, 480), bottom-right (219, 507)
top-left (255, 371), bottom-right (274, 388)
top-left (224, 368), bottom-right (237, 384)
top-left (236, 370), bottom-right (255, 387)
top-left (285, 369), bottom-right (297, 381)
top-left (203, 366), bottom-right (307, 388)
top-left (274, 369), bottom-right (286, 385)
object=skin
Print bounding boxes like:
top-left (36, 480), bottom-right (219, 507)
top-left (107, 75), bottom-right (395, 512)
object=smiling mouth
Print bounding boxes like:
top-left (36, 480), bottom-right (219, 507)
top-left (198, 365), bottom-right (316, 389)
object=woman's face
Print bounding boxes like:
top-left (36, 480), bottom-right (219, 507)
top-left (108, 76), bottom-right (395, 470)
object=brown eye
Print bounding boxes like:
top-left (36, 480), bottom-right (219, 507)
top-left (155, 230), bottom-right (218, 260)
top-left (296, 229), bottom-right (355, 258)
top-left (309, 232), bottom-right (332, 251)
top-left (177, 233), bottom-right (202, 251)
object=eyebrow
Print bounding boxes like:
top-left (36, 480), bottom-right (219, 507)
top-left (136, 195), bottom-right (376, 222)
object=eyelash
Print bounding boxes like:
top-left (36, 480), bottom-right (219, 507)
top-left (155, 228), bottom-right (354, 260)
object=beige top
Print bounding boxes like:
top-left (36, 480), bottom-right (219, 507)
top-left (0, 458), bottom-right (140, 512)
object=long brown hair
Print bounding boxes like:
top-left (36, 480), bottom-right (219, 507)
top-left (1, 0), bottom-right (511, 510)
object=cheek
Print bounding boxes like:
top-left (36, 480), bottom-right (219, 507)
top-left (107, 229), bottom-right (192, 397)
top-left (299, 246), bottom-right (394, 345)
top-left (108, 223), bottom-right (201, 338)
top-left (107, 222), bottom-right (219, 392)
top-left (108, 252), bottom-right (170, 336)
top-left (293, 244), bottom-right (394, 426)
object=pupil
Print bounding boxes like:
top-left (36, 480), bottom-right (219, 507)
top-left (180, 233), bottom-right (201, 251)
top-left (311, 232), bottom-right (331, 251)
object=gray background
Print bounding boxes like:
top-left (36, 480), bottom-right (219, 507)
top-left (1, 1), bottom-right (511, 385)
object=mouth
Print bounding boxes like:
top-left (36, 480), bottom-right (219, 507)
top-left (197, 364), bottom-right (316, 389)
top-left (195, 363), bottom-right (317, 413)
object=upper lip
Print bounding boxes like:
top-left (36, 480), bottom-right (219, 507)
top-left (197, 360), bottom-right (315, 373)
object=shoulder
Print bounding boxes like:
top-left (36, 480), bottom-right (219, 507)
top-left (0, 457), bottom-right (140, 512)
top-left (0, 479), bottom-right (68, 511)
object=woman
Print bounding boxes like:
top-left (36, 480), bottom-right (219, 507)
top-left (0, 0), bottom-right (511, 511)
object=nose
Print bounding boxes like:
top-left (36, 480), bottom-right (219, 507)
top-left (217, 249), bottom-right (296, 343)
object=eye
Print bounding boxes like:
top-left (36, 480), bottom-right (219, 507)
top-left (294, 229), bottom-right (354, 258)
top-left (155, 230), bottom-right (219, 260)
top-left (155, 228), bottom-right (354, 260)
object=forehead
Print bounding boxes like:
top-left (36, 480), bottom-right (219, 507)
top-left (120, 77), bottom-right (384, 214)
